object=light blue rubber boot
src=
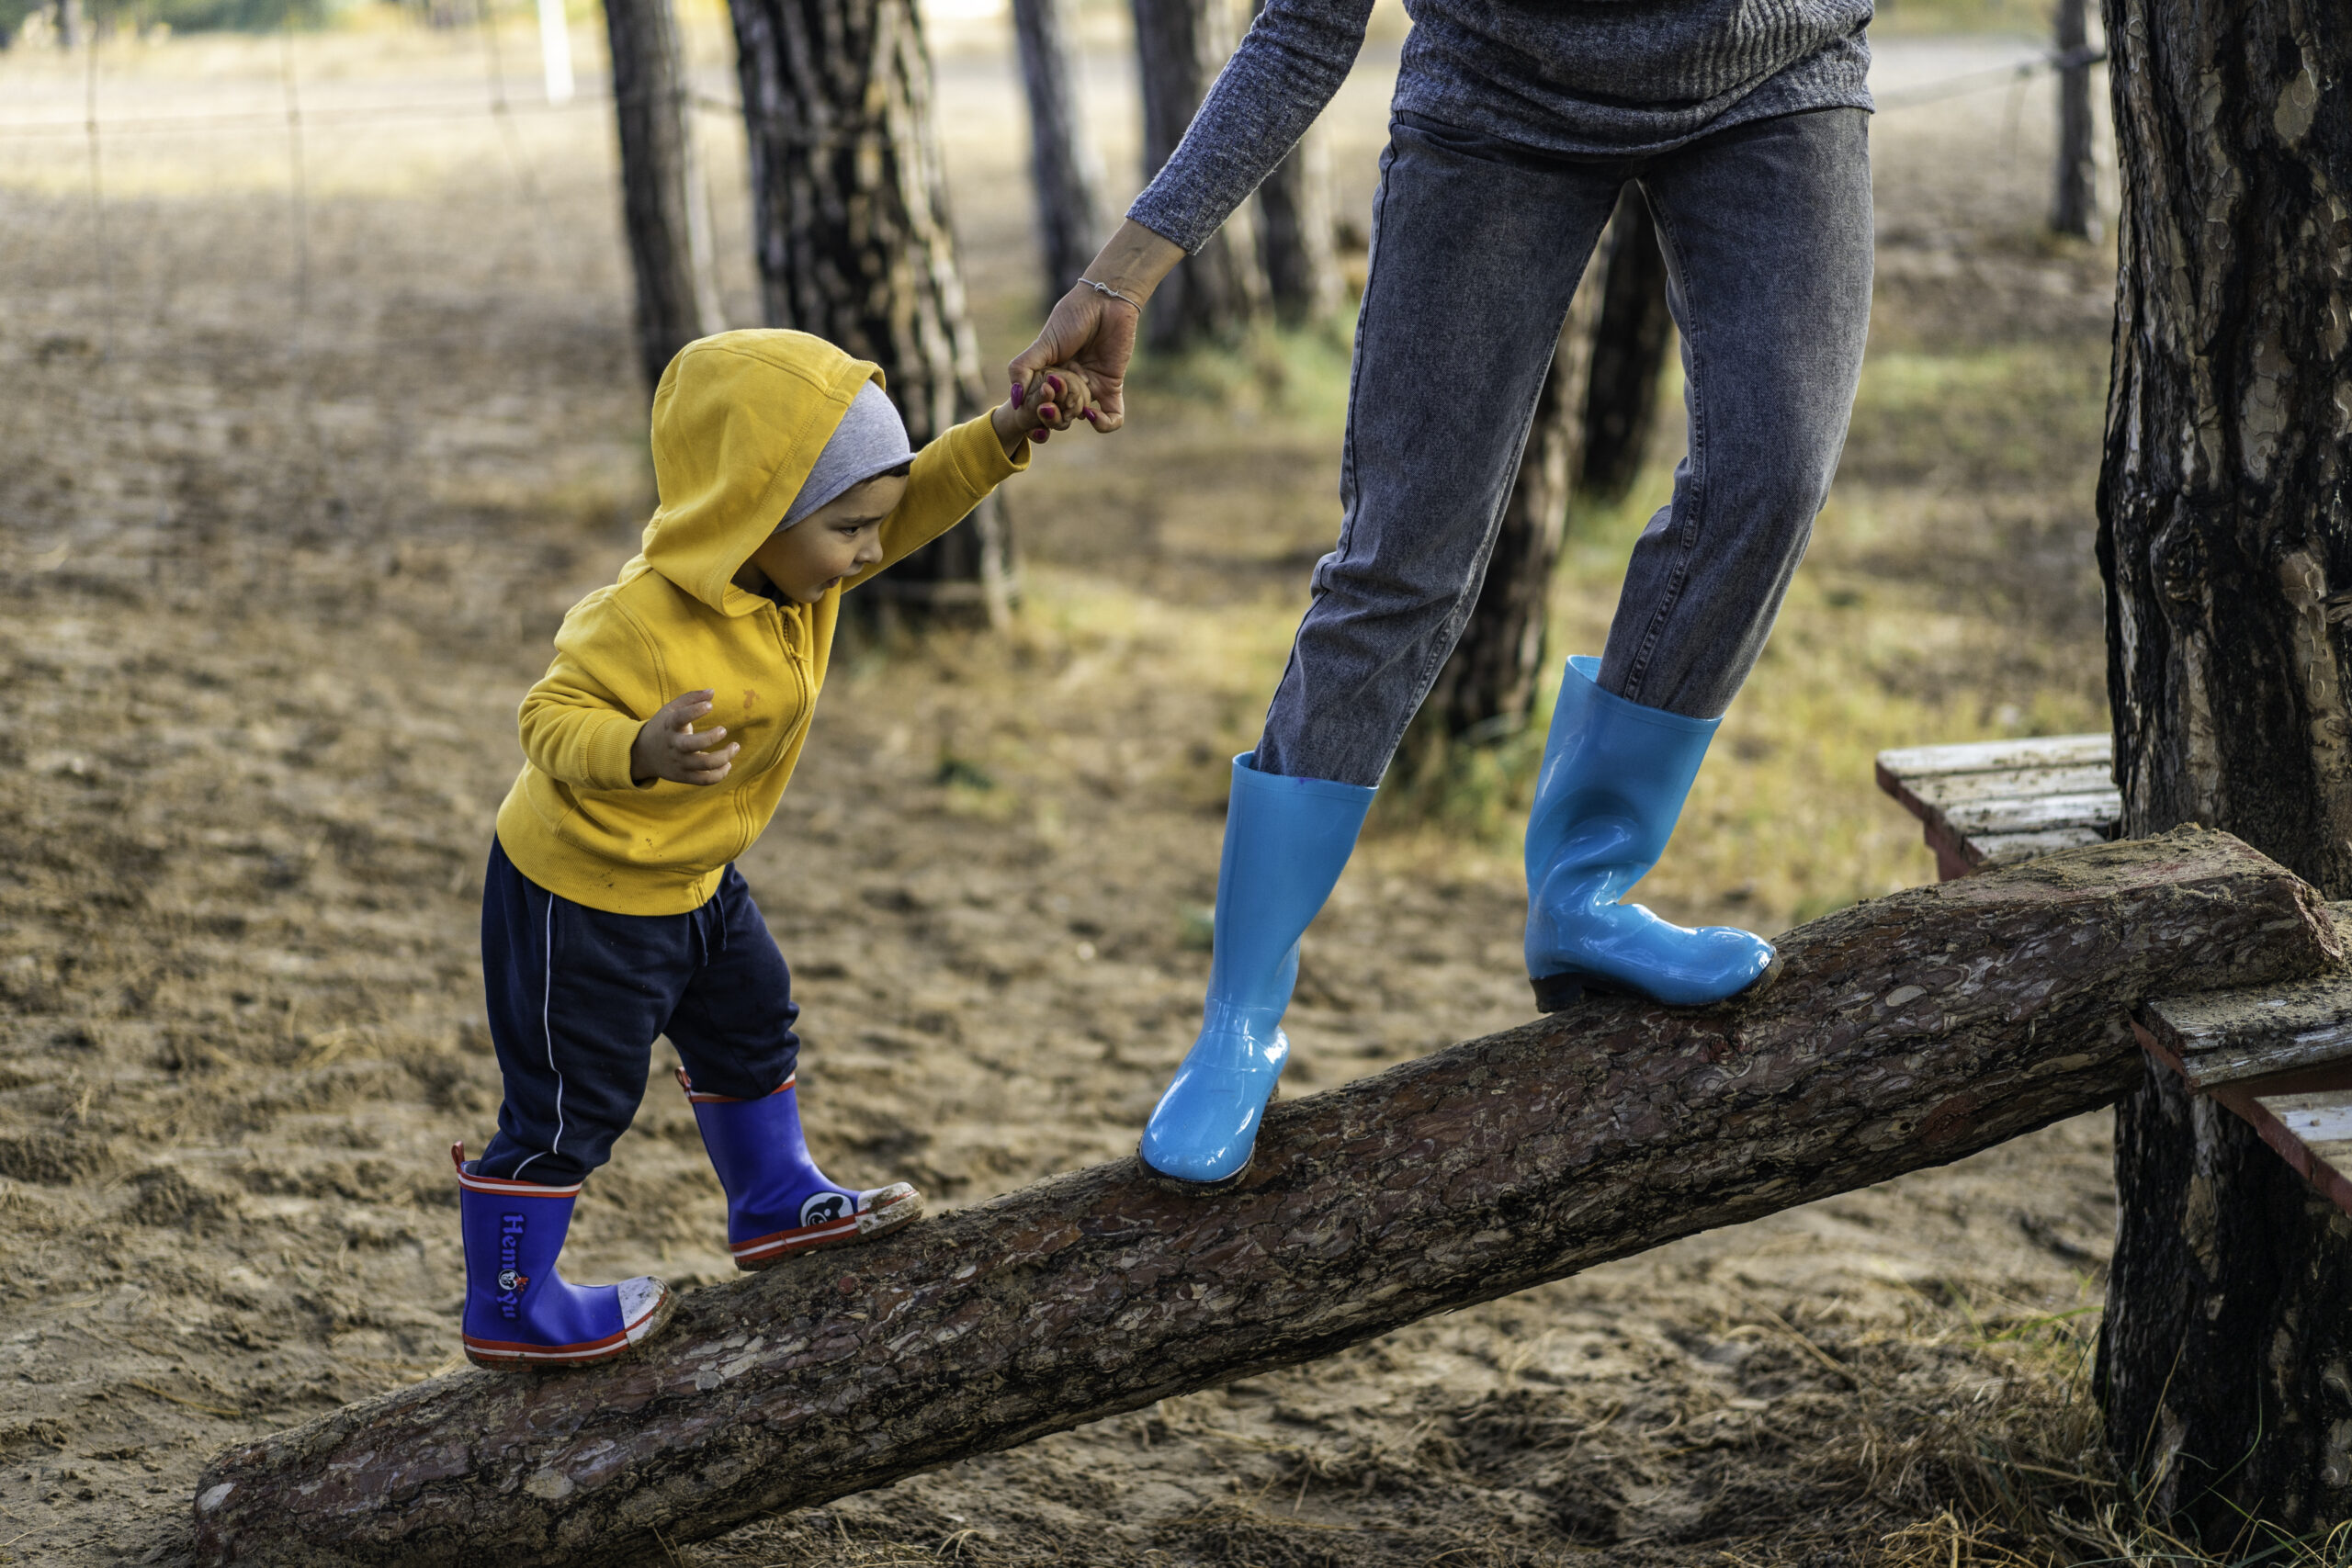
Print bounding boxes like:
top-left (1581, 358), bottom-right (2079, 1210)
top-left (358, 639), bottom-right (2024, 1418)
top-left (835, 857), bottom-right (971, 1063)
top-left (1139, 753), bottom-right (1374, 1186)
top-left (1524, 657), bottom-right (1775, 1010)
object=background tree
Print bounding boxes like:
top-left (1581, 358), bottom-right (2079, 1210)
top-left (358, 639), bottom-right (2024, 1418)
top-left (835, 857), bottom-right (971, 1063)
top-left (2093, 0), bottom-right (2352, 1537)
top-left (605, 0), bottom-right (725, 391)
top-left (1254, 124), bottom-right (1340, 324)
top-left (1405, 267), bottom-right (1607, 763)
top-left (2049, 0), bottom-right (2097, 239)
top-left (1010, 0), bottom-right (1102, 312)
top-left (1129, 0), bottom-right (1264, 350)
top-left (1579, 188), bottom-right (1676, 503)
top-left (1248, 0), bottom-right (1339, 325)
top-left (728, 0), bottom-right (1012, 620)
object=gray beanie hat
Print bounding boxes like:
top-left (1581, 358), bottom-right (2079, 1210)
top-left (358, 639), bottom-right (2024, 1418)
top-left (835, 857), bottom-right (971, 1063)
top-left (782, 381), bottom-right (914, 528)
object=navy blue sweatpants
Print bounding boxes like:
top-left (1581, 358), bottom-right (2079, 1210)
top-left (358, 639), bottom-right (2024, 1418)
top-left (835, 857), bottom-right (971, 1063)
top-left (477, 837), bottom-right (800, 1183)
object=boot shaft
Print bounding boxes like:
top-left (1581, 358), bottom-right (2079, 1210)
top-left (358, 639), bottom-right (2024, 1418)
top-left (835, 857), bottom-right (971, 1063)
top-left (1206, 753), bottom-right (1374, 1008)
top-left (1525, 657), bottom-right (1720, 891)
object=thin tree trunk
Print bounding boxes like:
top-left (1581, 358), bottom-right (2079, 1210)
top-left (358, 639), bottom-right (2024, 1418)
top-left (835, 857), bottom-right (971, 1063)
top-left (605, 0), bottom-right (724, 391)
top-left (2094, 0), bottom-right (2352, 1537)
top-left (190, 831), bottom-right (2340, 1568)
top-left (1255, 125), bottom-right (1340, 325)
top-left (1249, 0), bottom-right (1339, 327)
top-left (1580, 187), bottom-right (1676, 504)
top-left (2050, 0), bottom-right (2098, 239)
top-left (1131, 0), bottom-right (1264, 350)
top-left (1409, 259), bottom-right (1606, 754)
top-left (729, 0), bottom-right (1013, 620)
top-left (1011, 0), bottom-right (1102, 311)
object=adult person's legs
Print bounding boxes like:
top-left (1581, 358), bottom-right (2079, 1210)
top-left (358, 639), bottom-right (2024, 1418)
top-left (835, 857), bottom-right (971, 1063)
top-left (1521, 107), bottom-right (1872, 1008)
top-left (1141, 117), bottom-right (1623, 1183)
top-left (1144, 107), bottom-right (1873, 1181)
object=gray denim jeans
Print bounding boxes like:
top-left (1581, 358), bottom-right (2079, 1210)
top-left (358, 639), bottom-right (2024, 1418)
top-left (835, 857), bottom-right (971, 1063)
top-left (1254, 107), bottom-right (1874, 786)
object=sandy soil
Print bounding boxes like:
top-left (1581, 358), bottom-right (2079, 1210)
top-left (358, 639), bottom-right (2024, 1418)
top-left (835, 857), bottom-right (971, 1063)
top-left (0, 20), bottom-right (2125, 1565)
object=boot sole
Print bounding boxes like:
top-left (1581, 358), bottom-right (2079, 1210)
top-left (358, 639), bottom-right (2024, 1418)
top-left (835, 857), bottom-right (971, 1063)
top-left (735, 1184), bottom-right (926, 1271)
top-left (1136, 1146), bottom-right (1254, 1191)
top-left (1531, 953), bottom-right (1781, 1014)
top-left (462, 1280), bottom-right (677, 1371)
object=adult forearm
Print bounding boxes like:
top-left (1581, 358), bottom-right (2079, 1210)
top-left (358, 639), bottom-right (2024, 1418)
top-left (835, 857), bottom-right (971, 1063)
top-left (1080, 220), bottom-right (1186, 306)
top-left (1125, 0), bottom-right (1374, 253)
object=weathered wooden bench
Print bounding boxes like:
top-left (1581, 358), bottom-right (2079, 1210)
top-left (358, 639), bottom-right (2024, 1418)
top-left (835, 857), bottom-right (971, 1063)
top-left (1878, 735), bottom-right (2352, 1219)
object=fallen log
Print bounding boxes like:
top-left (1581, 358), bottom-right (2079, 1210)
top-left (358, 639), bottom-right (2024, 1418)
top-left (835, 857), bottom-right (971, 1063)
top-left (192, 829), bottom-right (2342, 1567)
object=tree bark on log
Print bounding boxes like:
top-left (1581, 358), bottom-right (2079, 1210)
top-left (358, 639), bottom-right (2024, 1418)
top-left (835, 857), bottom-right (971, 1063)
top-left (1579, 187), bottom-right (1676, 505)
top-left (605, 0), bottom-right (725, 391)
top-left (728, 0), bottom-right (1013, 619)
top-left (192, 829), bottom-right (2339, 1568)
top-left (2093, 0), bottom-right (2352, 1537)
top-left (1130, 0), bottom-right (1264, 350)
top-left (1408, 256), bottom-right (1606, 757)
top-left (1010, 0), bottom-right (1102, 310)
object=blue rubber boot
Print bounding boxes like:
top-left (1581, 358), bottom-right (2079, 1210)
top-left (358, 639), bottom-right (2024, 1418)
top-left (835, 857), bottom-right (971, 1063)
top-left (454, 1144), bottom-right (673, 1369)
top-left (1523, 657), bottom-right (1776, 1010)
top-left (1139, 753), bottom-right (1374, 1186)
top-left (677, 1071), bottom-right (923, 1269)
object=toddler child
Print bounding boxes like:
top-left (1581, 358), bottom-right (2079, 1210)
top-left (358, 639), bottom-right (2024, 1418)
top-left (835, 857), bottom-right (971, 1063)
top-left (454, 328), bottom-right (1091, 1368)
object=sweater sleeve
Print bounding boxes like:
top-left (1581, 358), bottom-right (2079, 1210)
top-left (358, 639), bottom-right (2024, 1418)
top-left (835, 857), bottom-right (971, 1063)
top-left (1126, 0), bottom-right (1377, 254)
top-left (846, 412), bottom-right (1030, 589)
top-left (515, 594), bottom-right (658, 793)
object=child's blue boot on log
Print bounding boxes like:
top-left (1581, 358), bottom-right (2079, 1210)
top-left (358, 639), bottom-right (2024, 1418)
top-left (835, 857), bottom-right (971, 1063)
top-left (1524, 657), bottom-right (1775, 1010)
top-left (1139, 753), bottom-right (1374, 1186)
top-left (678, 1071), bottom-right (923, 1269)
top-left (454, 1145), bottom-right (673, 1370)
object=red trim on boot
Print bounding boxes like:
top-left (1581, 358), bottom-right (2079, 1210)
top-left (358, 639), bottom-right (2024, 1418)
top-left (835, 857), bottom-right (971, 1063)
top-left (450, 1141), bottom-right (583, 1198)
top-left (673, 1067), bottom-right (796, 1105)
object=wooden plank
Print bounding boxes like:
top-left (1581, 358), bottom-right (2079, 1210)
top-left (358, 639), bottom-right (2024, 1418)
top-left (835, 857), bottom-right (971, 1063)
top-left (1968, 828), bottom-right (2113, 868)
top-left (2240, 1089), bottom-right (2352, 1218)
top-left (1905, 763), bottom-right (2119, 810)
top-left (2142, 906), bottom-right (2352, 1092)
top-left (1940, 791), bottom-right (2124, 837)
top-left (1874, 733), bottom-right (2111, 780)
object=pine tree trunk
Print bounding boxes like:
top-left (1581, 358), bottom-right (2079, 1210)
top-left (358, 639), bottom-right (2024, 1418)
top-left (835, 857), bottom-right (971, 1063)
top-left (1409, 263), bottom-right (1606, 753)
top-left (2093, 0), bottom-right (2352, 1536)
top-left (1248, 0), bottom-right (1339, 327)
top-left (2050, 0), bottom-right (2098, 240)
top-left (1130, 0), bottom-right (1264, 350)
top-left (1011, 0), bottom-right (1103, 311)
top-left (605, 0), bottom-right (725, 390)
top-left (729, 0), bottom-right (1014, 620)
top-left (1579, 188), bottom-right (1675, 504)
top-left (1255, 126), bottom-right (1340, 325)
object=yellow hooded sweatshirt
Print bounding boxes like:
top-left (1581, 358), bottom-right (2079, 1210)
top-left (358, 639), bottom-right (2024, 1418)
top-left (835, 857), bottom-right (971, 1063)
top-left (492, 329), bottom-right (1026, 915)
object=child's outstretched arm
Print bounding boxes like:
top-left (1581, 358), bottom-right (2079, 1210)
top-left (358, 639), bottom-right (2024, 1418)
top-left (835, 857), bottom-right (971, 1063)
top-left (842, 367), bottom-right (1093, 591)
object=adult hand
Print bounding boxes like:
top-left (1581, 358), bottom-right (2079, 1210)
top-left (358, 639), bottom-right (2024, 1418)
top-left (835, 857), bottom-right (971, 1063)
top-left (1009, 289), bottom-right (1138, 433)
top-left (1006, 220), bottom-right (1185, 436)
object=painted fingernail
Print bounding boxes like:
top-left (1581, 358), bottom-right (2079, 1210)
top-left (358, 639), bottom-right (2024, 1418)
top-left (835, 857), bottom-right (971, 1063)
top-left (1011, 383), bottom-right (1023, 409)
top-left (1040, 404), bottom-right (1057, 422)
top-left (1046, 375), bottom-right (1063, 398)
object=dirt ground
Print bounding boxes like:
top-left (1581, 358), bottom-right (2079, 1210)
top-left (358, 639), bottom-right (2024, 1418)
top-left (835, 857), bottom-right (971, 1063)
top-left (0, 17), bottom-right (2131, 1566)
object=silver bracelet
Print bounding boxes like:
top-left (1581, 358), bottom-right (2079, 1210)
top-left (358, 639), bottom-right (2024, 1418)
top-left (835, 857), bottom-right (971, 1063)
top-left (1079, 276), bottom-right (1144, 310)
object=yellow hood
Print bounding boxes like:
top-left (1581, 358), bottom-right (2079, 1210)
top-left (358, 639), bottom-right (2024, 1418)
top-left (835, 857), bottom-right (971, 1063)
top-left (642, 329), bottom-right (882, 615)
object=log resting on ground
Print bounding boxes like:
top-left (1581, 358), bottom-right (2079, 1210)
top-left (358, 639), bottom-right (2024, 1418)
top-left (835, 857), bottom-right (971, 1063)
top-left (191, 829), bottom-right (2343, 1566)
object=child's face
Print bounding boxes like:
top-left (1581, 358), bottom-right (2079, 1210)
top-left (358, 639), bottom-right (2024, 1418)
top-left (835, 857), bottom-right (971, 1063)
top-left (737, 472), bottom-right (909, 604)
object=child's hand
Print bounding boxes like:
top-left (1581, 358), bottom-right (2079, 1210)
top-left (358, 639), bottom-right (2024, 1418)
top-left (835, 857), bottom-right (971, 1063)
top-left (990, 365), bottom-right (1096, 456)
top-left (631, 690), bottom-right (738, 787)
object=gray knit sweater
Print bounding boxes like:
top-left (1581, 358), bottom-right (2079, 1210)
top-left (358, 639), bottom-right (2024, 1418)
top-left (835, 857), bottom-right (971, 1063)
top-left (1129, 0), bottom-right (1875, 254)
